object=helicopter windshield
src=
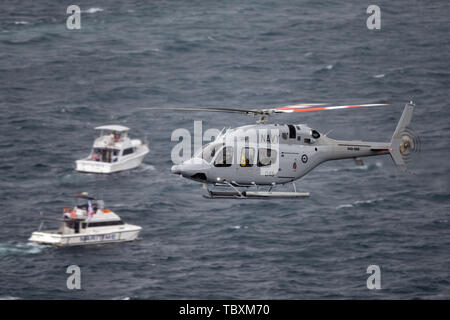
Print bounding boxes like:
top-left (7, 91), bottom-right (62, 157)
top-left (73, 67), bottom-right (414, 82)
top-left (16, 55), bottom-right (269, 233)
top-left (194, 142), bottom-right (223, 163)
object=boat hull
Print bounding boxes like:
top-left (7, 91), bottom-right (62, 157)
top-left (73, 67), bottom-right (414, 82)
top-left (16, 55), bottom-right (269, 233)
top-left (28, 225), bottom-right (141, 246)
top-left (76, 146), bottom-right (149, 173)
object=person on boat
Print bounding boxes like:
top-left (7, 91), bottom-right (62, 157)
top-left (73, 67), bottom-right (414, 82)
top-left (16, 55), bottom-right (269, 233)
top-left (113, 131), bottom-right (120, 142)
top-left (86, 200), bottom-right (94, 222)
top-left (63, 208), bottom-right (71, 219)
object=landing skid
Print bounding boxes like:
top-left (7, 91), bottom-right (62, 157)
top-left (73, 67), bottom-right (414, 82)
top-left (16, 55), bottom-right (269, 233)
top-left (203, 182), bottom-right (310, 199)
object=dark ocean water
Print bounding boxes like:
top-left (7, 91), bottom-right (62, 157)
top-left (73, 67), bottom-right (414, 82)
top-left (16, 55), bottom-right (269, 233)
top-left (0, 0), bottom-right (449, 299)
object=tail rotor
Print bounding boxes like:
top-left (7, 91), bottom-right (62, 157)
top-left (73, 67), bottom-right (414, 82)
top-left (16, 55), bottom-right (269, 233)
top-left (389, 102), bottom-right (419, 171)
top-left (397, 127), bottom-right (420, 164)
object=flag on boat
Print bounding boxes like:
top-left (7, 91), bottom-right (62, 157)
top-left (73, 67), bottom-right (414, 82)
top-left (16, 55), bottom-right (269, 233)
top-left (87, 201), bottom-right (94, 221)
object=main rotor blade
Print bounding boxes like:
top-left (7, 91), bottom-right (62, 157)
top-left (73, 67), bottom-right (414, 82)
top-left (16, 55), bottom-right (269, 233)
top-left (142, 106), bottom-right (257, 115)
top-left (276, 103), bottom-right (328, 109)
top-left (274, 103), bottom-right (389, 113)
top-left (142, 104), bottom-right (328, 115)
top-left (142, 104), bottom-right (388, 119)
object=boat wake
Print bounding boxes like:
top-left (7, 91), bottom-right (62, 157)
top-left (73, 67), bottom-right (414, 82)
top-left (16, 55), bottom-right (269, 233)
top-left (138, 164), bottom-right (156, 172)
top-left (336, 198), bottom-right (385, 210)
top-left (0, 242), bottom-right (47, 256)
top-left (318, 161), bottom-right (383, 174)
top-left (0, 296), bottom-right (21, 300)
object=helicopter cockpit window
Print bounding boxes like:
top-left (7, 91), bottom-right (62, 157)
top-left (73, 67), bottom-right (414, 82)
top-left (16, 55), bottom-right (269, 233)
top-left (311, 130), bottom-right (320, 139)
top-left (195, 143), bottom-right (222, 163)
top-left (257, 148), bottom-right (277, 167)
top-left (214, 146), bottom-right (233, 167)
top-left (240, 147), bottom-right (255, 167)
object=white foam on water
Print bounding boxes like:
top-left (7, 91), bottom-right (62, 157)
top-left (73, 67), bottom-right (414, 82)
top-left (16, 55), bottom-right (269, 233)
top-left (326, 64), bottom-right (333, 70)
top-left (336, 198), bottom-right (384, 210)
top-left (373, 74), bottom-right (385, 78)
top-left (0, 242), bottom-right (47, 255)
top-left (351, 164), bottom-right (369, 171)
top-left (336, 204), bottom-right (354, 209)
top-left (140, 164), bottom-right (156, 172)
top-left (354, 198), bottom-right (384, 205)
top-left (84, 8), bottom-right (104, 14)
top-left (14, 21), bottom-right (29, 25)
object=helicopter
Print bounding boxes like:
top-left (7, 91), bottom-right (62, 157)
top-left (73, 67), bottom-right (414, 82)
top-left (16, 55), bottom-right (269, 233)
top-left (145, 101), bottom-right (419, 199)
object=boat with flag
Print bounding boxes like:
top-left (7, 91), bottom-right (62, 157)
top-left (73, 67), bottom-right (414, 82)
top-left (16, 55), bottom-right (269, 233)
top-left (29, 193), bottom-right (142, 246)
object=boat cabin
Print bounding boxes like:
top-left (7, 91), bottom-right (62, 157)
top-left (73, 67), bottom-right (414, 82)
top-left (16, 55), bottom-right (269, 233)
top-left (29, 192), bottom-right (142, 246)
top-left (58, 193), bottom-right (123, 234)
top-left (89, 125), bottom-right (135, 163)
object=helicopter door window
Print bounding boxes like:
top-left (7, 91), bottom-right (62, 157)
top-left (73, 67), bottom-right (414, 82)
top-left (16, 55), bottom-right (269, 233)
top-left (214, 147), bottom-right (233, 167)
top-left (240, 147), bottom-right (255, 167)
top-left (288, 125), bottom-right (296, 139)
top-left (257, 148), bottom-right (277, 167)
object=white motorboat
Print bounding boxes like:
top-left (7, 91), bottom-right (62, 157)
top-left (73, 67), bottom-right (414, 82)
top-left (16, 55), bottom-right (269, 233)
top-left (29, 193), bottom-right (142, 246)
top-left (76, 125), bottom-right (149, 173)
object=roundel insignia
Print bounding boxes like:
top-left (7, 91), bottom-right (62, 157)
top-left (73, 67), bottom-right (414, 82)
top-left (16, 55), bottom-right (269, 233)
top-left (301, 154), bottom-right (308, 163)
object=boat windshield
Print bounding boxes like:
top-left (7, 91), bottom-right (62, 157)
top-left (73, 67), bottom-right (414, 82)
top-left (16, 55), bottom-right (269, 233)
top-left (75, 198), bottom-right (97, 210)
top-left (194, 143), bottom-right (223, 163)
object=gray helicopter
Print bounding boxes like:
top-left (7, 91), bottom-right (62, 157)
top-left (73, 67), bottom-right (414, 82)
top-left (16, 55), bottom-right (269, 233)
top-left (146, 102), bottom-right (418, 199)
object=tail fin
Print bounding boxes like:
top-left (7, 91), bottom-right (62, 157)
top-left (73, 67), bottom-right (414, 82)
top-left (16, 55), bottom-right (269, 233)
top-left (389, 101), bottom-right (418, 171)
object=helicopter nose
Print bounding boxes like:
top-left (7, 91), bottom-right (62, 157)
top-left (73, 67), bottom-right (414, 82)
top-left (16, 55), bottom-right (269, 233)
top-left (171, 164), bottom-right (182, 175)
top-left (171, 158), bottom-right (210, 181)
